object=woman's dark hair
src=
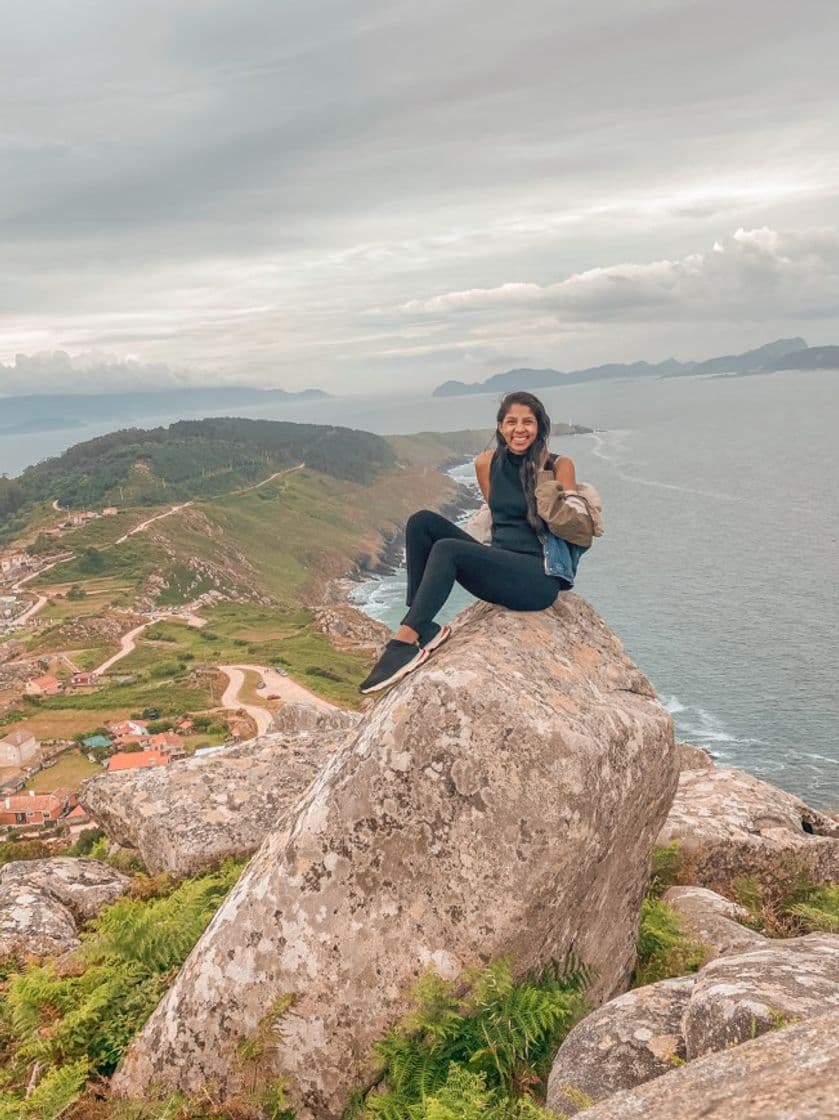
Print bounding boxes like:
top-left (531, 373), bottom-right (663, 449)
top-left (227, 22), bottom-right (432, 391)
top-left (492, 390), bottom-right (552, 532)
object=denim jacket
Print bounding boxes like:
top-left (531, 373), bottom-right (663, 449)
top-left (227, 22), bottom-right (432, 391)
top-left (534, 470), bottom-right (604, 586)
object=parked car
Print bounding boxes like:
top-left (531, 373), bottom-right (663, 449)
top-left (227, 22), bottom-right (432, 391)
top-left (142, 708), bottom-right (161, 719)
top-left (256, 682), bottom-right (266, 690)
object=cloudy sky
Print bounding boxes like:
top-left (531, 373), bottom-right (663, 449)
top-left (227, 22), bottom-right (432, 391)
top-left (2, 0), bottom-right (838, 395)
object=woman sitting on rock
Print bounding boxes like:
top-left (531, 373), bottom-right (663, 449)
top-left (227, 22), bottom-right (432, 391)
top-left (359, 390), bottom-right (597, 694)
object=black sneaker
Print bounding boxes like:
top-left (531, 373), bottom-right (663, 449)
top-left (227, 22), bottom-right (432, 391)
top-left (419, 622), bottom-right (451, 654)
top-left (358, 639), bottom-right (429, 694)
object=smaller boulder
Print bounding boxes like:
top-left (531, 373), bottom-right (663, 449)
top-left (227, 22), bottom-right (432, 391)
top-left (658, 764), bottom-right (839, 886)
top-left (683, 933), bottom-right (839, 1059)
top-left (270, 702), bottom-right (361, 734)
top-left (663, 886), bottom-right (767, 959)
top-left (80, 729), bottom-right (347, 876)
top-left (0, 858), bottom-right (130, 961)
top-left (563, 1008), bottom-right (839, 1120)
top-left (546, 976), bottom-right (694, 1115)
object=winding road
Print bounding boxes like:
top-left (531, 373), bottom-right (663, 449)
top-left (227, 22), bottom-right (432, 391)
top-left (218, 662), bottom-right (337, 737)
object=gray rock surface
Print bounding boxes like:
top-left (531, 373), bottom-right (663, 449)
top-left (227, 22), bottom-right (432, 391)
top-left (270, 702), bottom-right (362, 734)
top-left (567, 1008), bottom-right (839, 1120)
top-left (0, 857), bottom-right (130, 960)
top-left (683, 933), bottom-right (839, 1059)
top-left (80, 730), bottom-right (346, 876)
top-left (658, 763), bottom-right (839, 885)
top-left (114, 596), bottom-right (678, 1117)
top-left (547, 977), bottom-right (694, 1115)
top-left (663, 886), bottom-right (767, 959)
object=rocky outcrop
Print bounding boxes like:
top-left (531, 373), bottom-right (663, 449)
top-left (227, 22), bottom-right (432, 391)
top-left (114, 596), bottom-right (678, 1117)
top-left (0, 858), bottom-right (130, 960)
top-left (312, 604), bottom-right (389, 653)
top-left (546, 932), bottom-right (839, 1112)
top-left (662, 886), bottom-right (767, 959)
top-left (270, 702), bottom-right (362, 734)
top-left (675, 742), bottom-right (714, 771)
top-left (80, 730), bottom-right (347, 876)
top-left (547, 977), bottom-right (693, 1115)
top-left (683, 934), bottom-right (839, 1059)
top-left (565, 1008), bottom-right (839, 1119)
top-left (658, 761), bottom-right (839, 886)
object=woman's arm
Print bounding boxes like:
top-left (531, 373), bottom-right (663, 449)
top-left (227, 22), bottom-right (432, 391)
top-left (535, 455), bottom-right (594, 547)
top-left (475, 450), bottom-right (492, 502)
top-left (553, 455), bottom-right (577, 490)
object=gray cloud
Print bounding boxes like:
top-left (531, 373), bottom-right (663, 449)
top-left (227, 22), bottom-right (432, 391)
top-left (1, 0), bottom-right (838, 393)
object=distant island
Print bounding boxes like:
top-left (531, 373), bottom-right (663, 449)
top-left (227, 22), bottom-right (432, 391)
top-left (431, 337), bottom-right (839, 397)
top-left (0, 386), bottom-right (330, 437)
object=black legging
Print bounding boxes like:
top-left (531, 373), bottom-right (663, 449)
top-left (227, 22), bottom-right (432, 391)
top-left (401, 510), bottom-right (563, 634)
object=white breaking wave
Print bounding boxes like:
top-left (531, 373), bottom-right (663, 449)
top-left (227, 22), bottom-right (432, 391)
top-left (589, 431), bottom-right (739, 502)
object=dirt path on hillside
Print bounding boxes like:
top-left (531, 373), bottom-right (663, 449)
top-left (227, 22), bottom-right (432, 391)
top-left (91, 623), bottom-right (151, 675)
top-left (115, 503), bottom-right (193, 545)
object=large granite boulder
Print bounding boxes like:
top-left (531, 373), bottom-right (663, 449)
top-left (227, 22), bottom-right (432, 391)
top-left (564, 1008), bottom-right (839, 1119)
top-left (79, 730), bottom-right (347, 876)
top-left (547, 976), bottom-right (694, 1115)
top-left (0, 857), bottom-right (130, 960)
top-left (658, 762), bottom-right (839, 885)
top-left (114, 596), bottom-right (678, 1117)
top-left (662, 886), bottom-right (767, 959)
top-left (683, 933), bottom-right (839, 1059)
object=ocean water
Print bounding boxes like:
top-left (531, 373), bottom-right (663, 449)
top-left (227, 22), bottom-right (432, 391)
top-left (2, 370), bottom-right (837, 806)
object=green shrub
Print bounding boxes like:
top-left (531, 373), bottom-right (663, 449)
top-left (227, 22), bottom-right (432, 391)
top-left (0, 840), bottom-right (50, 868)
top-left (789, 885), bottom-right (839, 933)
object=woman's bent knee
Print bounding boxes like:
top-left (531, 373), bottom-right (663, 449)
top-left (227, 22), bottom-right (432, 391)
top-left (406, 509), bottom-right (438, 534)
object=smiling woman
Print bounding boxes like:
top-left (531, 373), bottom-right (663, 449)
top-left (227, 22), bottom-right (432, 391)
top-left (358, 390), bottom-right (596, 694)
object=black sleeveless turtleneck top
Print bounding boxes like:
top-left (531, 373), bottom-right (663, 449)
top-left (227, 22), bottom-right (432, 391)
top-left (488, 449), bottom-right (542, 556)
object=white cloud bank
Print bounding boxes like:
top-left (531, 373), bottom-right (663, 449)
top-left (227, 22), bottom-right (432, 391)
top-left (398, 228), bottom-right (839, 323)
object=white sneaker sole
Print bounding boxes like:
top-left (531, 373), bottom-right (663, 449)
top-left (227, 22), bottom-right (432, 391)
top-left (359, 646), bottom-right (429, 694)
top-left (423, 625), bottom-right (451, 655)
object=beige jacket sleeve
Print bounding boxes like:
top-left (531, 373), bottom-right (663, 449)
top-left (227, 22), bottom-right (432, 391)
top-left (534, 470), bottom-right (595, 548)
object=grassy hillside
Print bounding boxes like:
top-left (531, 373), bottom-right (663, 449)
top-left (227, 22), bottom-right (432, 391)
top-left (13, 417), bottom-right (395, 513)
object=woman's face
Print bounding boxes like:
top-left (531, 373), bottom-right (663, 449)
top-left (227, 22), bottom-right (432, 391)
top-left (498, 404), bottom-right (539, 453)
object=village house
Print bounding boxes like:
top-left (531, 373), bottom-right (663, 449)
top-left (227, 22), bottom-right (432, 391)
top-left (0, 790), bottom-right (68, 829)
top-left (108, 719), bottom-right (148, 741)
top-left (107, 749), bottom-right (170, 773)
top-left (148, 731), bottom-right (186, 758)
top-left (24, 674), bottom-right (62, 697)
top-left (0, 729), bottom-right (40, 767)
top-left (0, 553), bottom-right (28, 575)
top-left (70, 671), bottom-right (98, 687)
top-left (102, 507), bottom-right (119, 516)
top-left (64, 804), bottom-right (92, 838)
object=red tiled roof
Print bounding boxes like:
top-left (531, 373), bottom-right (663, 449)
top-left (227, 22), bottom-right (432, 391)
top-left (67, 805), bottom-right (89, 819)
top-left (107, 750), bottom-right (170, 772)
top-left (2, 793), bottom-right (62, 812)
top-left (148, 732), bottom-right (184, 749)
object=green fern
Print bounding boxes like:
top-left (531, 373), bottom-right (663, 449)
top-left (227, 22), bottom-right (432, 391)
top-left (632, 897), bottom-right (709, 987)
top-left (358, 957), bottom-right (590, 1118)
top-left (0, 861), bottom-right (245, 1114)
top-left (789, 885), bottom-right (839, 933)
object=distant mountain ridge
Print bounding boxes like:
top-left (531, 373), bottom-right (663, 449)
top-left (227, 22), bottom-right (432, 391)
top-left (0, 386), bottom-right (330, 436)
top-left (432, 338), bottom-right (816, 397)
